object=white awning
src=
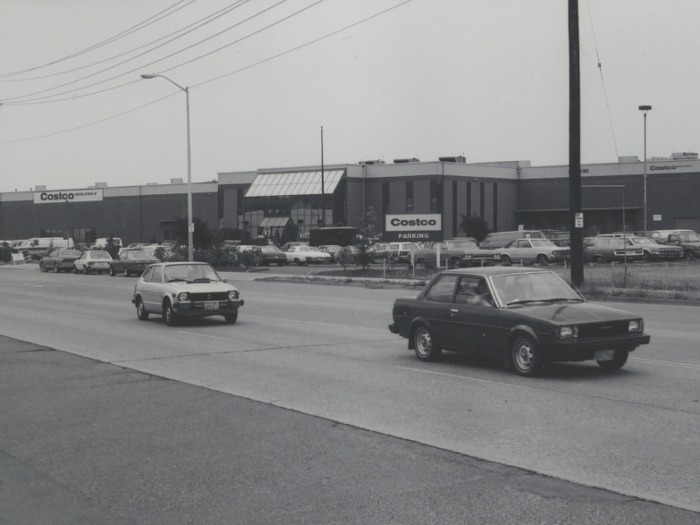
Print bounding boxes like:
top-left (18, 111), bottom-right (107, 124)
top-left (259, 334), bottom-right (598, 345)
top-left (245, 170), bottom-right (344, 198)
top-left (259, 217), bottom-right (294, 228)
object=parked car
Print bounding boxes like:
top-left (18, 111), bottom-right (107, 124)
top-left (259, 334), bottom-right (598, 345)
top-left (19, 237), bottom-right (74, 258)
top-left (645, 229), bottom-right (694, 243)
top-left (498, 238), bottom-right (570, 266)
top-left (388, 267), bottom-right (650, 376)
top-left (658, 231), bottom-right (700, 259)
top-left (39, 248), bottom-right (83, 273)
top-left (73, 250), bottom-right (113, 274)
top-left (479, 230), bottom-right (546, 249)
top-left (282, 245), bottom-right (332, 265)
top-left (626, 236), bottom-right (682, 261)
top-left (317, 245), bottom-right (342, 260)
top-left (132, 262), bottom-right (244, 326)
top-left (388, 242), bottom-right (421, 263)
top-left (92, 237), bottom-right (123, 250)
top-left (109, 249), bottom-right (159, 276)
top-left (257, 246), bottom-right (287, 266)
top-left (412, 239), bottom-right (501, 269)
top-left (583, 237), bottom-right (644, 263)
top-left (541, 230), bottom-right (570, 247)
top-left (280, 241), bottom-right (309, 251)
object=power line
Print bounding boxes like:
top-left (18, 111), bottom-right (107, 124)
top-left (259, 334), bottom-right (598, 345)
top-left (0, 0), bottom-right (193, 80)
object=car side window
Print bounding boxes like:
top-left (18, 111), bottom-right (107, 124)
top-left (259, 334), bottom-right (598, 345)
top-left (151, 267), bottom-right (163, 283)
top-left (141, 267), bottom-right (155, 282)
top-left (455, 276), bottom-right (480, 303)
top-left (424, 275), bottom-right (459, 303)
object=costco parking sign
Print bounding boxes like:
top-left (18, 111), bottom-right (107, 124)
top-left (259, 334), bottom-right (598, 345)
top-left (385, 213), bottom-right (442, 242)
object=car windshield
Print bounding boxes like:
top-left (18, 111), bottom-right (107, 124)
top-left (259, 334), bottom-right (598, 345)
top-left (530, 240), bottom-right (557, 247)
top-left (631, 238), bottom-right (653, 245)
top-left (61, 250), bottom-right (82, 257)
top-left (91, 252), bottom-right (111, 259)
top-left (164, 264), bottom-right (220, 282)
top-left (491, 272), bottom-right (582, 305)
top-left (680, 234), bottom-right (700, 242)
top-left (260, 247), bottom-right (281, 253)
top-left (450, 241), bottom-right (478, 249)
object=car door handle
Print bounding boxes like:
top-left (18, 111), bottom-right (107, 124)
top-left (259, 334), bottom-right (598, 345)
top-left (450, 308), bottom-right (459, 315)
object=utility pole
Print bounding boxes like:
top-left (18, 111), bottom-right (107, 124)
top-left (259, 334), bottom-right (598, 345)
top-left (568, 0), bottom-right (584, 287)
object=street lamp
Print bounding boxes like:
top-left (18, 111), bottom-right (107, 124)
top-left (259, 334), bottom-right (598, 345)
top-left (639, 105), bottom-right (652, 237)
top-left (141, 74), bottom-right (193, 261)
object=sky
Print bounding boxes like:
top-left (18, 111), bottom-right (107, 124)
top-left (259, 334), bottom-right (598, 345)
top-left (1, 0), bottom-right (698, 194)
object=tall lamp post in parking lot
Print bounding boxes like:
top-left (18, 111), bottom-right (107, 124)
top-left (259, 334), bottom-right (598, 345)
top-left (639, 105), bottom-right (651, 237)
top-left (140, 74), bottom-right (193, 261)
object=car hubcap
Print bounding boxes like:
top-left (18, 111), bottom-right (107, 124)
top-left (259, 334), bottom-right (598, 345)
top-left (514, 340), bottom-right (534, 371)
top-left (416, 329), bottom-right (431, 357)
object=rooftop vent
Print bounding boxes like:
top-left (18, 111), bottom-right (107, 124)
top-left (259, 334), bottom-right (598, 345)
top-left (95, 182), bottom-right (108, 188)
top-left (393, 158), bottom-right (420, 164)
top-left (35, 185), bottom-right (47, 191)
top-left (359, 159), bottom-right (385, 165)
top-left (439, 156), bottom-right (466, 163)
top-left (672, 152), bottom-right (698, 160)
top-left (170, 178), bottom-right (184, 184)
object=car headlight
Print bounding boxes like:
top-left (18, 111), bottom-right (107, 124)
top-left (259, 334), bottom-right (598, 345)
top-left (552, 251), bottom-right (561, 256)
top-left (178, 292), bottom-right (189, 302)
top-left (628, 320), bottom-right (643, 333)
top-left (557, 325), bottom-right (579, 339)
top-left (228, 290), bottom-right (239, 300)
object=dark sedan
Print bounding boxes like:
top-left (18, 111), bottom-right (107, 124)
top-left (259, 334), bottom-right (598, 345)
top-left (109, 250), bottom-right (159, 276)
top-left (257, 246), bottom-right (287, 266)
top-left (39, 248), bottom-right (83, 273)
top-left (389, 267), bottom-right (650, 376)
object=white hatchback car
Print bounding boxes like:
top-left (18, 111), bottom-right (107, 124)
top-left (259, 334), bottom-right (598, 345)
top-left (283, 245), bottom-right (333, 265)
top-left (73, 250), bottom-right (113, 274)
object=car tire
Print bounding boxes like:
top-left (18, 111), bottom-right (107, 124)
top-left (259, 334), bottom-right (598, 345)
top-left (417, 258), bottom-right (428, 270)
top-left (413, 325), bottom-right (442, 362)
top-left (164, 301), bottom-right (178, 326)
top-left (685, 250), bottom-right (695, 260)
top-left (642, 251), bottom-right (652, 262)
top-left (294, 258), bottom-right (303, 266)
top-left (449, 257), bottom-right (461, 269)
top-left (97, 271), bottom-right (103, 275)
top-left (511, 334), bottom-right (544, 377)
top-left (592, 255), bottom-right (604, 263)
top-left (136, 298), bottom-right (149, 320)
top-left (537, 254), bottom-right (549, 265)
top-left (83, 267), bottom-right (89, 275)
top-left (124, 267), bottom-right (130, 277)
top-left (109, 267), bottom-right (116, 276)
top-left (501, 255), bottom-right (512, 266)
top-left (597, 349), bottom-right (629, 370)
top-left (39, 262), bottom-right (48, 272)
top-left (54, 263), bottom-right (60, 273)
top-left (73, 266), bottom-right (78, 274)
top-left (224, 311), bottom-right (238, 324)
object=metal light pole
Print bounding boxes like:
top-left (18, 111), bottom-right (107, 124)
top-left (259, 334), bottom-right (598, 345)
top-left (141, 74), bottom-right (193, 261)
top-left (639, 105), bottom-right (651, 237)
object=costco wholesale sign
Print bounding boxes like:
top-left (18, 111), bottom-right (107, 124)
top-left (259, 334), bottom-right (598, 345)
top-left (33, 189), bottom-right (103, 204)
top-left (385, 214), bottom-right (442, 242)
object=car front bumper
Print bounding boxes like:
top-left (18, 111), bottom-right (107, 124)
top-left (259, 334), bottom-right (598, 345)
top-left (174, 299), bottom-right (244, 317)
top-left (545, 333), bottom-right (650, 361)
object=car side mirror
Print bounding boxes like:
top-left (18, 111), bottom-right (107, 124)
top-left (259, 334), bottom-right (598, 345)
top-left (221, 278), bottom-right (227, 283)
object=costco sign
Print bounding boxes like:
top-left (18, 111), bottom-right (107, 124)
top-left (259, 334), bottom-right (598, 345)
top-left (385, 213), bottom-right (442, 242)
top-left (34, 189), bottom-right (103, 204)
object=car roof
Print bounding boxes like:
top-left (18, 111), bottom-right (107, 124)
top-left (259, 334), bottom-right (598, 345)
top-left (441, 266), bottom-right (550, 277)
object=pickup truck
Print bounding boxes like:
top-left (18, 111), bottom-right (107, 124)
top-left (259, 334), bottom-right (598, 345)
top-left (659, 232), bottom-right (700, 259)
top-left (411, 239), bottom-right (501, 269)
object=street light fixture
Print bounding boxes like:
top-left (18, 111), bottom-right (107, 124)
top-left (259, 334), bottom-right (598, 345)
top-left (141, 74), bottom-right (193, 261)
top-left (639, 105), bottom-right (652, 237)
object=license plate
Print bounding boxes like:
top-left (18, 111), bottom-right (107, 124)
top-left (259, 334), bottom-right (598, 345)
top-left (594, 350), bottom-right (614, 361)
top-left (204, 301), bottom-right (219, 310)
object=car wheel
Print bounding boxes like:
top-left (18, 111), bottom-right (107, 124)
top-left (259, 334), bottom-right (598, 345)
top-left (642, 251), bottom-right (652, 262)
top-left (164, 300), bottom-right (178, 326)
top-left (109, 267), bottom-right (116, 276)
top-left (597, 349), bottom-right (629, 370)
top-left (413, 325), bottom-right (441, 362)
top-left (449, 257), bottom-right (461, 269)
top-left (592, 255), bottom-right (604, 263)
top-left (417, 258), bottom-right (428, 270)
top-left (54, 263), bottom-right (60, 273)
top-left (501, 255), bottom-right (512, 266)
top-left (97, 271), bottom-right (103, 275)
top-left (83, 266), bottom-right (89, 275)
top-left (135, 298), bottom-right (149, 320)
top-left (73, 266), bottom-right (78, 274)
top-left (224, 311), bottom-right (238, 324)
top-left (537, 254), bottom-right (548, 266)
top-left (124, 267), bottom-right (130, 277)
top-left (511, 334), bottom-right (544, 377)
top-left (39, 262), bottom-right (48, 272)
top-left (686, 250), bottom-right (695, 260)
top-left (294, 258), bottom-right (303, 266)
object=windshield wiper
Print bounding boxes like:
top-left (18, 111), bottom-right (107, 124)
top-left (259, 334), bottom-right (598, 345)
top-left (506, 299), bottom-right (543, 306)
top-left (544, 297), bottom-right (584, 303)
top-left (167, 278), bottom-right (187, 283)
top-left (192, 278), bottom-right (212, 282)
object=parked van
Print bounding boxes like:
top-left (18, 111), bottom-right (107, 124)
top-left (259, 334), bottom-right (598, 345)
top-left (479, 230), bottom-right (545, 249)
top-left (646, 230), bottom-right (694, 243)
top-left (19, 237), bottom-right (74, 254)
top-left (92, 237), bottom-right (123, 250)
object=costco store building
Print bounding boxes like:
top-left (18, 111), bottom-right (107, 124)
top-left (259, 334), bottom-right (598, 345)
top-left (1, 153), bottom-right (699, 244)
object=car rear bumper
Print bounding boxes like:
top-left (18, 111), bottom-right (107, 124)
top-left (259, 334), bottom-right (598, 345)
top-left (546, 333), bottom-right (650, 361)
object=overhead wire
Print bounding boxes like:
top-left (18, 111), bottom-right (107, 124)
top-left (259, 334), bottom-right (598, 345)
top-left (0, 0), bottom-right (194, 80)
top-left (0, 0), bottom-right (237, 83)
top-left (0, 0), bottom-right (413, 144)
top-left (1, 0), bottom-right (259, 104)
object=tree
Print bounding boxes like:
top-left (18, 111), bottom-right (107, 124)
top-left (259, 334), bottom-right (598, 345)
top-left (173, 217), bottom-right (214, 249)
top-left (459, 214), bottom-right (492, 243)
top-left (359, 206), bottom-right (380, 240)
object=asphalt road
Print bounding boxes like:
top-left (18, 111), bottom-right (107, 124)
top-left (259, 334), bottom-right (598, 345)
top-left (1, 264), bottom-right (699, 522)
